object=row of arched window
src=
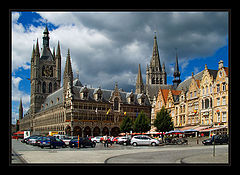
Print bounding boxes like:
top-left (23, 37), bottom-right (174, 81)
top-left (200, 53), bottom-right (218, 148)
top-left (152, 77), bottom-right (162, 84)
top-left (36, 81), bottom-right (58, 93)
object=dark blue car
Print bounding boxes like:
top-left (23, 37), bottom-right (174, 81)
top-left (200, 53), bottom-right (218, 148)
top-left (69, 137), bottom-right (96, 148)
top-left (40, 136), bottom-right (66, 149)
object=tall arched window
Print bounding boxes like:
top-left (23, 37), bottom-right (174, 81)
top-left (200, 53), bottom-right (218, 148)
top-left (50, 66), bottom-right (53, 77)
top-left (205, 99), bottom-right (209, 109)
top-left (42, 81), bottom-right (46, 93)
top-left (42, 66), bottom-right (45, 76)
top-left (49, 82), bottom-right (52, 93)
top-left (152, 77), bottom-right (155, 84)
top-left (38, 81), bottom-right (41, 93)
top-left (54, 82), bottom-right (57, 91)
top-left (156, 77), bottom-right (159, 84)
top-left (114, 98), bottom-right (119, 111)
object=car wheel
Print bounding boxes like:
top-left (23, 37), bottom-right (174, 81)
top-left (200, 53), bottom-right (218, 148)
top-left (151, 142), bottom-right (156, 146)
top-left (50, 145), bottom-right (54, 149)
top-left (132, 142), bottom-right (137, 146)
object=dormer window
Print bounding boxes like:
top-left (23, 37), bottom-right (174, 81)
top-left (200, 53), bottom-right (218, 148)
top-left (97, 93), bottom-right (102, 101)
top-left (83, 92), bottom-right (88, 99)
top-left (130, 96), bottom-right (134, 103)
top-left (80, 86), bottom-right (89, 100)
top-left (141, 97), bottom-right (145, 104)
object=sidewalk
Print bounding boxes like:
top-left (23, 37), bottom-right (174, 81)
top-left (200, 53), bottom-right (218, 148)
top-left (181, 152), bottom-right (228, 164)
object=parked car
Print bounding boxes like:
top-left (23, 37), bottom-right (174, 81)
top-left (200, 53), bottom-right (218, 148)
top-left (91, 136), bottom-right (103, 143)
top-left (113, 137), bottom-right (119, 143)
top-left (202, 134), bottom-right (229, 145)
top-left (131, 135), bottom-right (160, 146)
top-left (119, 137), bottom-right (131, 146)
top-left (21, 137), bottom-right (30, 143)
top-left (69, 137), bottom-right (96, 148)
top-left (39, 136), bottom-right (66, 149)
top-left (27, 135), bottom-right (41, 145)
top-left (33, 136), bottom-right (44, 146)
top-left (117, 136), bottom-right (128, 143)
top-left (62, 136), bottom-right (77, 146)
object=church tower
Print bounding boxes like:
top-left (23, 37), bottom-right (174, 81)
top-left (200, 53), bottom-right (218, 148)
top-left (30, 25), bottom-right (61, 114)
top-left (146, 33), bottom-right (167, 85)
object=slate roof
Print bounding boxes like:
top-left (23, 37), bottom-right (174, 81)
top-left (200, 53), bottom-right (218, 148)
top-left (40, 78), bottom-right (150, 112)
top-left (145, 84), bottom-right (173, 101)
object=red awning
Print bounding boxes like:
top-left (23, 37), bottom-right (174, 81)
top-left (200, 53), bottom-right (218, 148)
top-left (14, 131), bottom-right (24, 135)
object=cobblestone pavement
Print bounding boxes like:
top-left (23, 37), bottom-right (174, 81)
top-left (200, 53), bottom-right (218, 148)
top-left (11, 138), bottom-right (229, 164)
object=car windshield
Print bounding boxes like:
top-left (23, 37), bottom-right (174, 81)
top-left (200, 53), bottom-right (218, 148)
top-left (42, 137), bottom-right (50, 141)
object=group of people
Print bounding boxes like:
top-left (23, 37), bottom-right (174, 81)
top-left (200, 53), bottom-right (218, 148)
top-left (102, 135), bottom-right (114, 147)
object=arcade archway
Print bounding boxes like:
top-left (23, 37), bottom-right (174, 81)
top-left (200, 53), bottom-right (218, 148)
top-left (102, 127), bottom-right (109, 136)
top-left (73, 126), bottom-right (82, 136)
top-left (83, 126), bottom-right (91, 137)
top-left (93, 127), bottom-right (100, 136)
top-left (65, 125), bottom-right (71, 136)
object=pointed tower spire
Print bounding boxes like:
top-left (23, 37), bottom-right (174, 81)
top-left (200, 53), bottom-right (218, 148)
top-left (43, 24), bottom-right (50, 48)
top-left (135, 64), bottom-right (144, 94)
top-left (55, 41), bottom-right (61, 90)
top-left (19, 98), bottom-right (23, 120)
top-left (173, 48), bottom-right (180, 77)
top-left (150, 32), bottom-right (161, 71)
top-left (173, 48), bottom-right (181, 89)
top-left (35, 38), bottom-right (40, 57)
top-left (63, 48), bottom-right (73, 88)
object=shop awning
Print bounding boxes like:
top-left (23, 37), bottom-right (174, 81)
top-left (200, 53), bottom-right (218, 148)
top-left (184, 128), bottom-right (197, 132)
top-left (13, 131), bottom-right (24, 135)
top-left (199, 126), bottom-right (227, 132)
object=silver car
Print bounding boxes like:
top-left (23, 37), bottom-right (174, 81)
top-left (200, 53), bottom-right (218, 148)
top-left (131, 135), bottom-right (160, 146)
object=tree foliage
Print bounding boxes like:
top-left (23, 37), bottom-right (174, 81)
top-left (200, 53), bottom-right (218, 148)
top-left (120, 115), bottom-right (133, 133)
top-left (154, 106), bottom-right (174, 132)
top-left (133, 111), bottom-right (150, 133)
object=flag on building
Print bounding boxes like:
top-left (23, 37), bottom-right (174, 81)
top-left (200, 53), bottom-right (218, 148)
top-left (106, 108), bottom-right (111, 115)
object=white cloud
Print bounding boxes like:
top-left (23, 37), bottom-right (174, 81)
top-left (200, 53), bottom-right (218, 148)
top-left (12, 11), bottom-right (228, 92)
top-left (12, 76), bottom-right (30, 104)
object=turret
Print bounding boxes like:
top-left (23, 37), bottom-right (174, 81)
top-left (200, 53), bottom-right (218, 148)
top-left (19, 98), bottom-right (23, 120)
top-left (63, 49), bottom-right (73, 97)
top-left (135, 64), bottom-right (144, 94)
top-left (172, 48), bottom-right (181, 89)
top-left (55, 41), bottom-right (61, 89)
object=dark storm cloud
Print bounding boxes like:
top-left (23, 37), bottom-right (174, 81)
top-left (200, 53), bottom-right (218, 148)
top-left (39, 11), bottom-right (228, 92)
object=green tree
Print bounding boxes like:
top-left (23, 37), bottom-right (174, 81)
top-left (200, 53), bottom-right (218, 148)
top-left (154, 106), bottom-right (174, 141)
top-left (120, 115), bottom-right (133, 133)
top-left (133, 111), bottom-right (151, 134)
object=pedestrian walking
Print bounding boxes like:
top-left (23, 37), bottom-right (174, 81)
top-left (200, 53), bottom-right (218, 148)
top-left (104, 135), bottom-right (108, 147)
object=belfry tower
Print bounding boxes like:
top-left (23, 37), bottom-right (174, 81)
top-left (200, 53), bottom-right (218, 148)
top-left (30, 25), bottom-right (61, 114)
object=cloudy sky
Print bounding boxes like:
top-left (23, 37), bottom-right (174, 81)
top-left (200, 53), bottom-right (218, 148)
top-left (11, 11), bottom-right (228, 124)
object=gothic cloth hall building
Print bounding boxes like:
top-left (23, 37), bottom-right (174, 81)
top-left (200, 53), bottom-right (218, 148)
top-left (19, 26), bottom-right (151, 136)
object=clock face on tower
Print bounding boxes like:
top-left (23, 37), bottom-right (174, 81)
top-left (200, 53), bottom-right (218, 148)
top-left (43, 66), bottom-right (53, 77)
